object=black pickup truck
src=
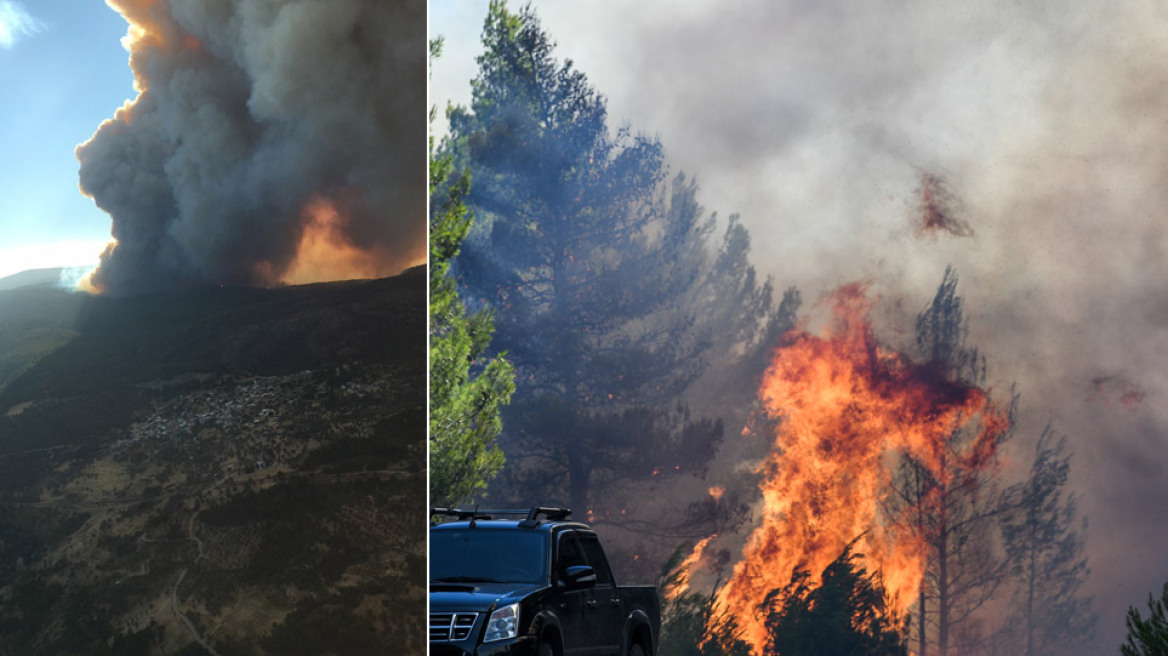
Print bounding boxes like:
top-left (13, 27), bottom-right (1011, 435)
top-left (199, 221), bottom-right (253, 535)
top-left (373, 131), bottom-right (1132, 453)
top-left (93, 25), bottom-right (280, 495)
top-left (429, 507), bottom-right (660, 656)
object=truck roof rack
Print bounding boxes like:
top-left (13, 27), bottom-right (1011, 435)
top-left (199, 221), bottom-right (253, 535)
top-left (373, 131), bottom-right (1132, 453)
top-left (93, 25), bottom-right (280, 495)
top-left (431, 506), bottom-right (572, 528)
top-left (431, 507), bottom-right (494, 522)
top-left (519, 506), bottom-right (572, 527)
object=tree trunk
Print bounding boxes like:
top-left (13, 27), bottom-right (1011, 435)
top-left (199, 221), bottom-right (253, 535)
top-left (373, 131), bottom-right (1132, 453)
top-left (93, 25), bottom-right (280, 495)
top-left (1025, 540), bottom-right (1036, 656)
top-left (568, 450), bottom-right (589, 516)
top-left (937, 487), bottom-right (950, 656)
top-left (918, 588), bottom-right (928, 656)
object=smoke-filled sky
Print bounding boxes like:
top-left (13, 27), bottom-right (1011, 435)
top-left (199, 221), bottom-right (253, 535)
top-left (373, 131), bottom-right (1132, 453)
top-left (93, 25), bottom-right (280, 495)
top-left (78, 0), bottom-right (425, 294)
top-left (432, 1), bottom-right (1168, 650)
top-left (1, 0), bottom-right (425, 291)
top-left (0, 1), bottom-right (130, 280)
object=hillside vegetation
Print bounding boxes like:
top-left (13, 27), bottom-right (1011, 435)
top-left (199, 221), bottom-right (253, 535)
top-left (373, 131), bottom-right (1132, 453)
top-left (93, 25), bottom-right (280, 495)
top-left (0, 268), bottom-right (425, 655)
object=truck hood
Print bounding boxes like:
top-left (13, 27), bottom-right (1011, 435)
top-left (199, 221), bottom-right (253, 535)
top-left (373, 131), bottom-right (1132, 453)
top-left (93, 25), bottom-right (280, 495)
top-left (429, 581), bottom-right (547, 612)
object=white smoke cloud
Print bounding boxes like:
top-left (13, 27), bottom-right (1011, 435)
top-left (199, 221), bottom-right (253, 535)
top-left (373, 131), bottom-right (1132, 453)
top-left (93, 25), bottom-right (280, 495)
top-left (0, 240), bottom-right (105, 280)
top-left (0, 0), bottom-right (44, 49)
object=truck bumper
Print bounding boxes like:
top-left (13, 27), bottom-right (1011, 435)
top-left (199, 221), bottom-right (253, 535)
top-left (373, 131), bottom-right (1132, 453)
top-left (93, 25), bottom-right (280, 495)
top-left (430, 635), bottom-right (537, 656)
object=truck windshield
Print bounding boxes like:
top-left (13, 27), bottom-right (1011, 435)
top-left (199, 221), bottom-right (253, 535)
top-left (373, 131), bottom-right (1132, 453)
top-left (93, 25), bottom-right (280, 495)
top-left (430, 530), bottom-right (547, 584)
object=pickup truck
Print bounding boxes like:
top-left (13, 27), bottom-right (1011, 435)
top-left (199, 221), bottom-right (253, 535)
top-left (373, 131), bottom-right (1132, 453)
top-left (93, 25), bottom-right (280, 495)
top-left (429, 507), bottom-right (660, 656)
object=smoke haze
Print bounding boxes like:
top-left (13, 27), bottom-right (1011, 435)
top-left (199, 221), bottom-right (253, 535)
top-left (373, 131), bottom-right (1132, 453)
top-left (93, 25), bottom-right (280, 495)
top-left (430, 0), bottom-right (1168, 650)
top-left (80, 0), bottom-right (425, 294)
top-left (0, 0), bottom-right (43, 49)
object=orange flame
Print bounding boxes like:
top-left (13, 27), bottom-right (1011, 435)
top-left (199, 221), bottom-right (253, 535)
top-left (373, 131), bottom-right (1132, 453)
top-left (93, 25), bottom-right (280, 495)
top-left (275, 196), bottom-right (398, 286)
top-left (665, 534), bottom-right (717, 602)
top-left (709, 284), bottom-right (1008, 653)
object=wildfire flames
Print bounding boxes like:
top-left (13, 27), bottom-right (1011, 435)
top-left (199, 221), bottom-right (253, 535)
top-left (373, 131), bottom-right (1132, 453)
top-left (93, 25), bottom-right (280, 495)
top-left (273, 196), bottom-right (400, 286)
top-left (666, 534), bottom-right (717, 602)
top-left (701, 285), bottom-right (1008, 653)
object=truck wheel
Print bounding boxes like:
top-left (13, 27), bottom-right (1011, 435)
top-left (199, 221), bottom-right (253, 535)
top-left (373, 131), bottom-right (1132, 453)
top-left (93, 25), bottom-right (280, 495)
top-left (538, 641), bottom-right (555, 656)
top-left (628, 643), bottom-right (646, 656)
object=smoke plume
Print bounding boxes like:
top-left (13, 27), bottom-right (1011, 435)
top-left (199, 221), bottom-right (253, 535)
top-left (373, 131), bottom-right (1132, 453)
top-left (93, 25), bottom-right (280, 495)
top-left (79, 0), bottom-right (425, 294)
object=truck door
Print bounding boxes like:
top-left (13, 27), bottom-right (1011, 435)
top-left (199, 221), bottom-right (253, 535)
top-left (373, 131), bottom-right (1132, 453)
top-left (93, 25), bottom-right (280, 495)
top-left (556, 531), bottom-right (598, 655)
top-left (579, 533), bottom-right (623, 655)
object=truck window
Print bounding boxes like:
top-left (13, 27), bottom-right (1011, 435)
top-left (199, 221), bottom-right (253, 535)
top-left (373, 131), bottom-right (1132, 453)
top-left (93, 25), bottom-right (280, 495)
top-left (578, 534), bottom-right (614, 586)
top-left (556, 531), bottom-right (587, 573)
top-left (431, 530), bottom-right (547, 584)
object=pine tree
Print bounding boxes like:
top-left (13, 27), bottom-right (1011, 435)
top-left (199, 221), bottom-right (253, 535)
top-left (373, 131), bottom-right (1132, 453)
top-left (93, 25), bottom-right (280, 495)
top-left (1121, 581), bottom-right (1168, 656)
top-left (762, 544), bottom-right (909, 656)
top-left (440, 2), bottom-right (784, 521)
top-left (429, 37), bottom-right (515, 507)
top-left (1001, 426), bottom-right (1095, 655)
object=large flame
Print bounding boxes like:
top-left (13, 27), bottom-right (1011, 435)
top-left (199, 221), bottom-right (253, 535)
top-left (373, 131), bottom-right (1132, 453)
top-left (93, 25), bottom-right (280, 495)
top-left (711, 284), bottom-right (1008, 653)
top-left (275, 196), bottom-right (400, 286)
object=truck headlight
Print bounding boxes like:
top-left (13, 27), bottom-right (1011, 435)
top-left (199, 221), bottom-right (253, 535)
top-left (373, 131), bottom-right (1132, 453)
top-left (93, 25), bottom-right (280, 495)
top-left (483, 602), bottom-right (520, 642)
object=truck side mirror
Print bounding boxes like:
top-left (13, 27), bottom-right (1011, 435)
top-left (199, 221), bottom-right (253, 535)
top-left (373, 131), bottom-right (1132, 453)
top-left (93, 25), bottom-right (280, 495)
top-left (561, 565), bottom-right (597, 589)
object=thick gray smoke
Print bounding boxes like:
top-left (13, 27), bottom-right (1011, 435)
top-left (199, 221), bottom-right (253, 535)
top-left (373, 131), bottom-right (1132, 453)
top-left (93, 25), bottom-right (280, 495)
top-left (432, 1), bottom-right (1168, 650)
top-left (80, 0), bottom-right (425, 294)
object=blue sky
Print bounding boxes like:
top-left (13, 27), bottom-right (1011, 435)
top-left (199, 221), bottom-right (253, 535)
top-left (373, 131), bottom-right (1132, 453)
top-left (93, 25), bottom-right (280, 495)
top-left (0, 0), bottom-right (132, 279)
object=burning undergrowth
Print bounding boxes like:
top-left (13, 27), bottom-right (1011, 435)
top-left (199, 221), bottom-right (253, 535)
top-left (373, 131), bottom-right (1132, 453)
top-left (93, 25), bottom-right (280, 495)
top-left (675, 283), bottom-right (1011, 654)
top-left (77, 0), bottom-right (425, 295)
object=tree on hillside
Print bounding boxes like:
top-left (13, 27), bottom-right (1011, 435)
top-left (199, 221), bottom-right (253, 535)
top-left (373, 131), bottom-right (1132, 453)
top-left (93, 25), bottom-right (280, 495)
top-left (1121, 581), bottom-right (1168, 656)
top-left (762, 544), bottom-right (909, 656)
top-left (440, 1), bottom-right (789, 524)
top-left (1000, 426), bottom-right (1095, 655)
top-left (429, 37), bottom-right (515, 507)
top-left (885, 267), bottom-right (1016, 656)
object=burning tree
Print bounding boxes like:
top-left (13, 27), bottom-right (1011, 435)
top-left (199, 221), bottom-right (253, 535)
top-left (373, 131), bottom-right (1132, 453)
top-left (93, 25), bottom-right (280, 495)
top-left (659, 542), bottom-right (753, 656)
top-left (671, 268), bottom-right (1096, 656)
top-left (887, 267), bottom-right (1017, 656)
top-left (762, 545), bottom-right (909, 656)
top-left (697, 271), bottom-right (1013, 655)
top-left (440, 2), bottom-right (786, 526)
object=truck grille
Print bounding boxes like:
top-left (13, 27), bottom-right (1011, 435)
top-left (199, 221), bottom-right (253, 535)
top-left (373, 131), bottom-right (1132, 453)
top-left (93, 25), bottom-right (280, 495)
top-left (430, 612), bottom-right (477, 641)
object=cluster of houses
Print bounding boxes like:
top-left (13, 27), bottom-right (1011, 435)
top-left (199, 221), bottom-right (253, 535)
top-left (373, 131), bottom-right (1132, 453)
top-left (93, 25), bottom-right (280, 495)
top-left (108, 367), bottom-right (410, 480)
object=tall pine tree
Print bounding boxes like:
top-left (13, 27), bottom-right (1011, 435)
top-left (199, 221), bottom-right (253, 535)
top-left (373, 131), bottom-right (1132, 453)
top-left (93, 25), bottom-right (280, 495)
top-left (429, 37), bottom-right (515, 507)
top-left (441, 2), bottom-right (786, 522)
